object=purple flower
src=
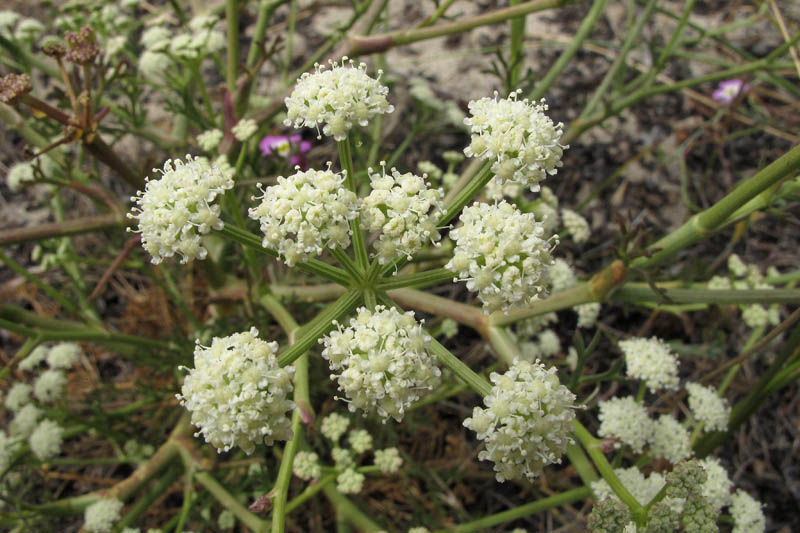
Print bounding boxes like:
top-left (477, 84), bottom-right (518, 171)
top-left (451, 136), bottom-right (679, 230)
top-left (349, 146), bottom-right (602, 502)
top-left (712, 79), bottom-right (748, 104)
top-left (260, 135), bottom-right (312, 169)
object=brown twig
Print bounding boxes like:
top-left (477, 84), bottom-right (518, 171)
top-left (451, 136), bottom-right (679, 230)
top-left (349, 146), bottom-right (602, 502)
top-left (88, 235), bottom-right (141, 301)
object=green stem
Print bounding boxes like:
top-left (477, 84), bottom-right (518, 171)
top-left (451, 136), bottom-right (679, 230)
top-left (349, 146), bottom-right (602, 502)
top-left (321, 484), bottom-right (384, 532)
top-left (268, 411), bottom-right (302, 533)
top-left (442, 486), bottom-right (592, 533)
top-left (438, 162), bottom-right (494, 227)
top-left (217, 224), bottom-right (351, 286)
top-left (195, 471), bottom-right (266, 531)
top-left (632, 143), bottom-right (800, 269)
top-left (566, 442), bottom-right (599, 485)
top-left (338, 138), bottom-right (369, 272)
top-left (375, 267), bottom-right (454, 291)
top-left (0, 214), bottom-right (125, 246)
top-left (573, 419), bottom-right (646, 525)
top-left (529, 0), bottom-right (610, 101)
top-left (486, 326), bottom-right (522, 366)
top-left (347, 0), bottom-right (583, 56)
top-left (277, 289), bottom-right (362, 367)
top-left (225, 0), bottom-right (239, 94)
top-left (0, 337), bottom-right (40, 381)
top-left (508, 0), bottom-right (525, 90)
top-left (117, 465), bottom-right (183, 530)
top-left (428, 339), bottom-right (492, 397)
top-left (0, 248), bottom-right (76, 314)
top-left (285, 472), bottom-right (337, 513)
top-left (577, 0), bottom-right (659, 121)
top-left (330, 247), bottom-right (362, 283)
top-left (611, 285), bottom-right (800, 305)
top-left (386, 288), bottom-right (486, 331)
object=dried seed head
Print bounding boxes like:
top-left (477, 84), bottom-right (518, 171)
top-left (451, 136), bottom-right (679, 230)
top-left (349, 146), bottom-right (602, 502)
top-left (0, 73), bottom-right (32, 105)
top-left (40, 36), bottom-right (67, 58)
top-left (65, 26), bottom-right (99, 65)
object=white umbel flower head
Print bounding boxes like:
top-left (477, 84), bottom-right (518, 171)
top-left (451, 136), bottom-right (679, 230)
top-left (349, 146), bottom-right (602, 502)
top-left (33, 369), bottom-right (66, 402)
top-left (248, 166), bottom-right (358, 266)
top-left (730, 489), bottom-right (765, 533)
top-left (597, 396), bottom-right (653, 453)
top-left (320, 306), bottom-right (440, 422)
top-left (177, 328), bottom-right (295, 454)
top-left (561, 208), bottom-right (590, 243)
top-left (463, 359), bottom-right (576, 482)
top-left (463, 90), bottom-right (566, 192)
top-left (336, 468), bottom-right (365, 494)
top-left (284, 57), bottom-right (394, 141)
top-left (5, 382), bottom-right (33, 411)
top-left (446, 201), bottom-right (556, 313)
top-left (128, 155), bottom-right (234, 264)
top-left (197, 128), bottom-right (223, 151)
top-left (84, 498), bottom-right (124, 533)
top-left (292, 451), bottom-right (321, 480)
top-left (46, 342), bottom-right (81, 369)
top-left (360, 163), bottom-right (445, 264)
top-left (619, 337), bottom-right (680, 393)
top-left (29, 419), bottom-right (64, 460)
top-left (231, 118), bottom-right (258, 141)
top-left (7, 161), bottom-right (35, 191)
top-left (348, 429), bottom-right (373, 454)
top-left (320, 412), bottom-right (350, 442)
top-left (649, 414), bottom-right (692, 463)
top-left (19, 345), bottom-right (49, 371)
top-left (685, 382), bottom-right (730, 432)
top-left (374, 447), bottom-right (402, 473)
top-left (698, 457), bottom-right (733, 511)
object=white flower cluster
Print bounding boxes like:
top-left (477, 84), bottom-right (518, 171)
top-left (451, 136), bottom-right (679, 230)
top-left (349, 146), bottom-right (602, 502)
top-left (374, 447), bottom-right (402, 473)
top-left (177, 328), bottom-right (295, 454)
top-left (11, 404), bottom-right (42, 438)
top-left (348, 429), bottom-right (373, 454)
top-left (619, 336), bottom-right (680, 393)
top-left (360, 164), bottom-right (445, 264)
top-left (232, 118), bottom-right (258, 141)
top-left (650, 414), bottom-right (692, 463)
top-left (446, 201), bottom-right (556, 313)
top-left (685, 382), bottom-right (730, 432)
top-left (592, 466), bottom-right (667, 506)
top-left (730, 489), bottom-right (765, 533)
top-left (293, 451), bottom-right (321, 480)
top-left (197, 129), bottom-right (223, 152)
top-left (248, 167), bottom-right (358, 266)
top-left (284, 57), bottom-right (394, 141)
top-left (33, 369), bottom-right (66, 402)
top-left (597, 396), bottom-right (692, 463)
top-left (463, 359), bottom-right (576, 482)
top-left (699, 457), bottom-right (733, 512)
top-left (561, 208), bottom-right (590, 244)
top-left (129, 156), bottom-right (234, 264)
top-left (597, 396), bottom-right (653, 453)
top-left (7, 161), bottom-right (34, 191)
top-left (5, 382), bottom-right (32, 411)
top-left (84, 498), bottom-right (124, 533)
top-left (46, 343), bottom-right (81, 369)
top-left (29, 419), bottom-right (64, 460)
top-left (320, 306), bottom-right (440, 421)
top-left (337, 468), bottom-right (365, 494)
top-left (463, 90), bottom-right (565, 192)
top-left (320, 412), bottom-right (350, 442)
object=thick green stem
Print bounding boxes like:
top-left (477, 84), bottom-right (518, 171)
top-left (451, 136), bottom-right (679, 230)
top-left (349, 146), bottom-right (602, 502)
top-left (442, 486), bottom-right (592, 533)
top-left (573, 419), bottom-right (646, 525)
top-left (376, 267), bottom-right (454, 291)
top-left (346, 0), bottom-right (584, 56)
top-left (225, 0), bottom-right (240, 94)
top-left (195, 471), bottom-right (266, 531)
top-left (633, 144), bottom-right (800, 269)
top-left (486, 326), bottom-right (522, 366)
top-left (217, 224), bottom-right (351, 286)
top-left (277, 289), bottom-right (362, 366)
top-left (385, 288), bottom-right (486, 333)
top-left (321, 484), bottom-right (384, 532)
top-left (438, 162), bottom-right (494, 227)
top-left (611, 285), bottom-right (800, 305)
top-left (338, 138), bottom-right (369, 272)
top-left (529, 0), bottom-right (610, 100)
top-left (268, 411), bottom-right (302, 533)
top-left (508, 0), bottom-right (525, 89)
top-left (577, 0), bottom-right (659, 121)
top-left (428, 339), bottom-right (492, 397)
